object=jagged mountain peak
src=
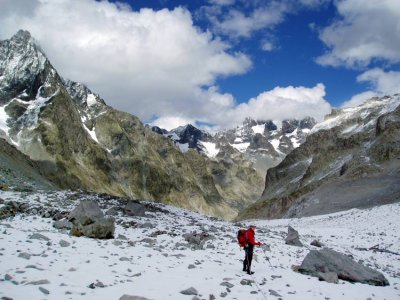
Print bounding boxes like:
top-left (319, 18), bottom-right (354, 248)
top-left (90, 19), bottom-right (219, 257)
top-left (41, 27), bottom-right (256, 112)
top-left (63, 79), bottom-right (106, 110)
top-left (155, 117), bottom-right (317, 175)
top-left (0, 30), bottom-right (50, 105)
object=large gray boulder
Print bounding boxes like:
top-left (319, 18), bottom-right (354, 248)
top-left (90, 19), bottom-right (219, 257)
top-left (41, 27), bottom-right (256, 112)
top-left (285, 226), bottom-right (303, 247)
top-left (298, 248), bottom-right (389, 286)
top-left (124, 201), bottom-right (147, 217)
top-left (68, 200), bottom-right (115, 239)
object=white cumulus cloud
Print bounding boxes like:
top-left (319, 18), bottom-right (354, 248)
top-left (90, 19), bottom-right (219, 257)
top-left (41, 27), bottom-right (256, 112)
top-left (342, 68), bottom-right (400, 107)
top-left (213, 83), bottom-right (331, 128)
top-left (317, 0), bottom-right (400, 68)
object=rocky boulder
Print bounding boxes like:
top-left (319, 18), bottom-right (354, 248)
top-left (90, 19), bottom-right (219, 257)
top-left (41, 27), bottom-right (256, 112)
top-left (285, 226), bottom-right (303, 247)
top-left (68, 200), bottom-right (115, 239)
top-left (124, 201), bottom-right (147, 217)
top-left (298, 248), bottom-right (389, 286)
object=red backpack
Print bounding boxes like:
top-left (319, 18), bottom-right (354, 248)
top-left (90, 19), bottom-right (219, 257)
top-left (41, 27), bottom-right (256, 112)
top-left (237, 229), bottom-right (248, 247)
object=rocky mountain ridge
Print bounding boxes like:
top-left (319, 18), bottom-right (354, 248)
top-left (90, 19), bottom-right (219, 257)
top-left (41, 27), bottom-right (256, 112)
top-left (237, 95), bottom-right (400, 220)
top-left (153, 116), bottom-right (316, 174)
top-left (0, 30), bottom-right (263, 220)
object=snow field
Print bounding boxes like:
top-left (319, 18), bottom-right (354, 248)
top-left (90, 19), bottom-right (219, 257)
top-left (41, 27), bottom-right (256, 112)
top-left (0, 192), bottom-right (399, 300)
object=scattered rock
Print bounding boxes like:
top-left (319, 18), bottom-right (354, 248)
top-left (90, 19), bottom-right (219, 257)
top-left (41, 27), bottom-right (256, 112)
top-left (311, 240), bottom-right (324, 247)
top-left (117, 234), bottom-right (128, 240)
top-left (139, 238), bottom-right (156, 246)
top-left (29, 233), bottom-right (50, 241)
top-left (119, 295), bottom-right (152, 300)
top-left (0, 200), bottom-right (26, 219)
top-left (139, 222), bottom-right (155, 229)
top-left (298, 248), bottom-right (390, 286)
top-left (38, 287), bottom-right (50, 295)
top-left (4, 274), bottom-right (13, 281)
top-left (183, 232), bottom-right (213, 250)
top-left (53, 219), bottom-right (73, 230)
top-left (26, 265), bottom-right (44, 270)
top-left (149, 230), bottom-right (167, 237)
top-left (269, 289), bottom-right (282, 297)
top-left (285, 226), bottom-right (302, 247)
top-left (18, 252), bottom-right (31, 260)
top-left (119, 257), bottom-right (130, 262)
top-left (26, 279), bottom-right (50, 285)
top-left (59, 240), bottom-right (70, 247)
top-left (180, 287), bottom-right (198, 295)
top-left (240, 279), bottom-right (252, 286)
top-left (95, 281), bottom-right (105, 288)
top-left (220, 282), bottom-right (234, 288)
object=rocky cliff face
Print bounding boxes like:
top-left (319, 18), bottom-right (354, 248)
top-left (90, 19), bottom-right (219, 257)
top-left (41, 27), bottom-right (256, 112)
top-left (0, 30), bottom-right (263, 220)
top-left (236, 95), bottom-right (400, 220)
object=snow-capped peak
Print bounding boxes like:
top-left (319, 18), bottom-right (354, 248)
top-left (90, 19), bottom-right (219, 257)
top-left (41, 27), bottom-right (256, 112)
top-left (311, 94), bottom-right (400, 135)
top-left (0, 30), bottom-right (48, 104)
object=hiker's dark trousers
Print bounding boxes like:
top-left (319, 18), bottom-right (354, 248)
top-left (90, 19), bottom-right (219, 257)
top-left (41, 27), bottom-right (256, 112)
top-left (243, 244), bottom-right (254, 272)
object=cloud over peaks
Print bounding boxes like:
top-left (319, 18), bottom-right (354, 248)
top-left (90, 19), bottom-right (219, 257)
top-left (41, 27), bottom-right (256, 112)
top-left (0, 0), bottom-right (251, 122)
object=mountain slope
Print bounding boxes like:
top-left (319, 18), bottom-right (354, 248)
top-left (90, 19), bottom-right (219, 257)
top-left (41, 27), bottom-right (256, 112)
top-left (0, 138), bottom-right (57, 192)
top-left (237, 95), bottom-right (400, 220)
top-left (0, 30), bottom-right (263, 220)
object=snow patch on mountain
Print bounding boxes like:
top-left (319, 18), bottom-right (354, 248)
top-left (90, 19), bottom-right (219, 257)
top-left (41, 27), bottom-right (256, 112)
top-left (177, 142), bottom-right (189, 153)
top-left (82, 124), bottom-right (100, 144)
top-left (199, 141), bottom-right (219, 158)
top-left (0, 105), bottom-right (9, 134)
top-left (86, 93), bottom-right (97, 107)
top-left (24, 87), bottom-right (58, 129)
top-left (251, 124), bottom-right (265, 134)
top-left (232, 142), bottom-right (250, 152)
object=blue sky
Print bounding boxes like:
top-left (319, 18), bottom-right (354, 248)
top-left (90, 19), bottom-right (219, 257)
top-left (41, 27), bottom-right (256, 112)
top-left (1, 0), bottom-right (399, 129)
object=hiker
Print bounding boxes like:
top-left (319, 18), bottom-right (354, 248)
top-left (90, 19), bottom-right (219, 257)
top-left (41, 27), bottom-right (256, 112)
top-left (243, 225), bottom-right (263, 275)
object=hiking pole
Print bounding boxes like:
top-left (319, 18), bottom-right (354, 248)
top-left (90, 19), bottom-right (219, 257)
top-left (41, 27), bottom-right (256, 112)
top-left (265, 256), bottom-right (274, 269)
top-left (261, 244), bottom-right (274, 269)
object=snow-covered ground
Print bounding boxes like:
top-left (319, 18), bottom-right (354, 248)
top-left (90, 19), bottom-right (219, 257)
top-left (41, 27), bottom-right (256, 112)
top-left (0, 191), bottom-right (399, 300)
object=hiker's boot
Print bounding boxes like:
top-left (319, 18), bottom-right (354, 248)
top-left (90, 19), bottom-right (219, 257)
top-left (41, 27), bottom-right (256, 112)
top-left (247, 270), bottom-right (254, 275)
